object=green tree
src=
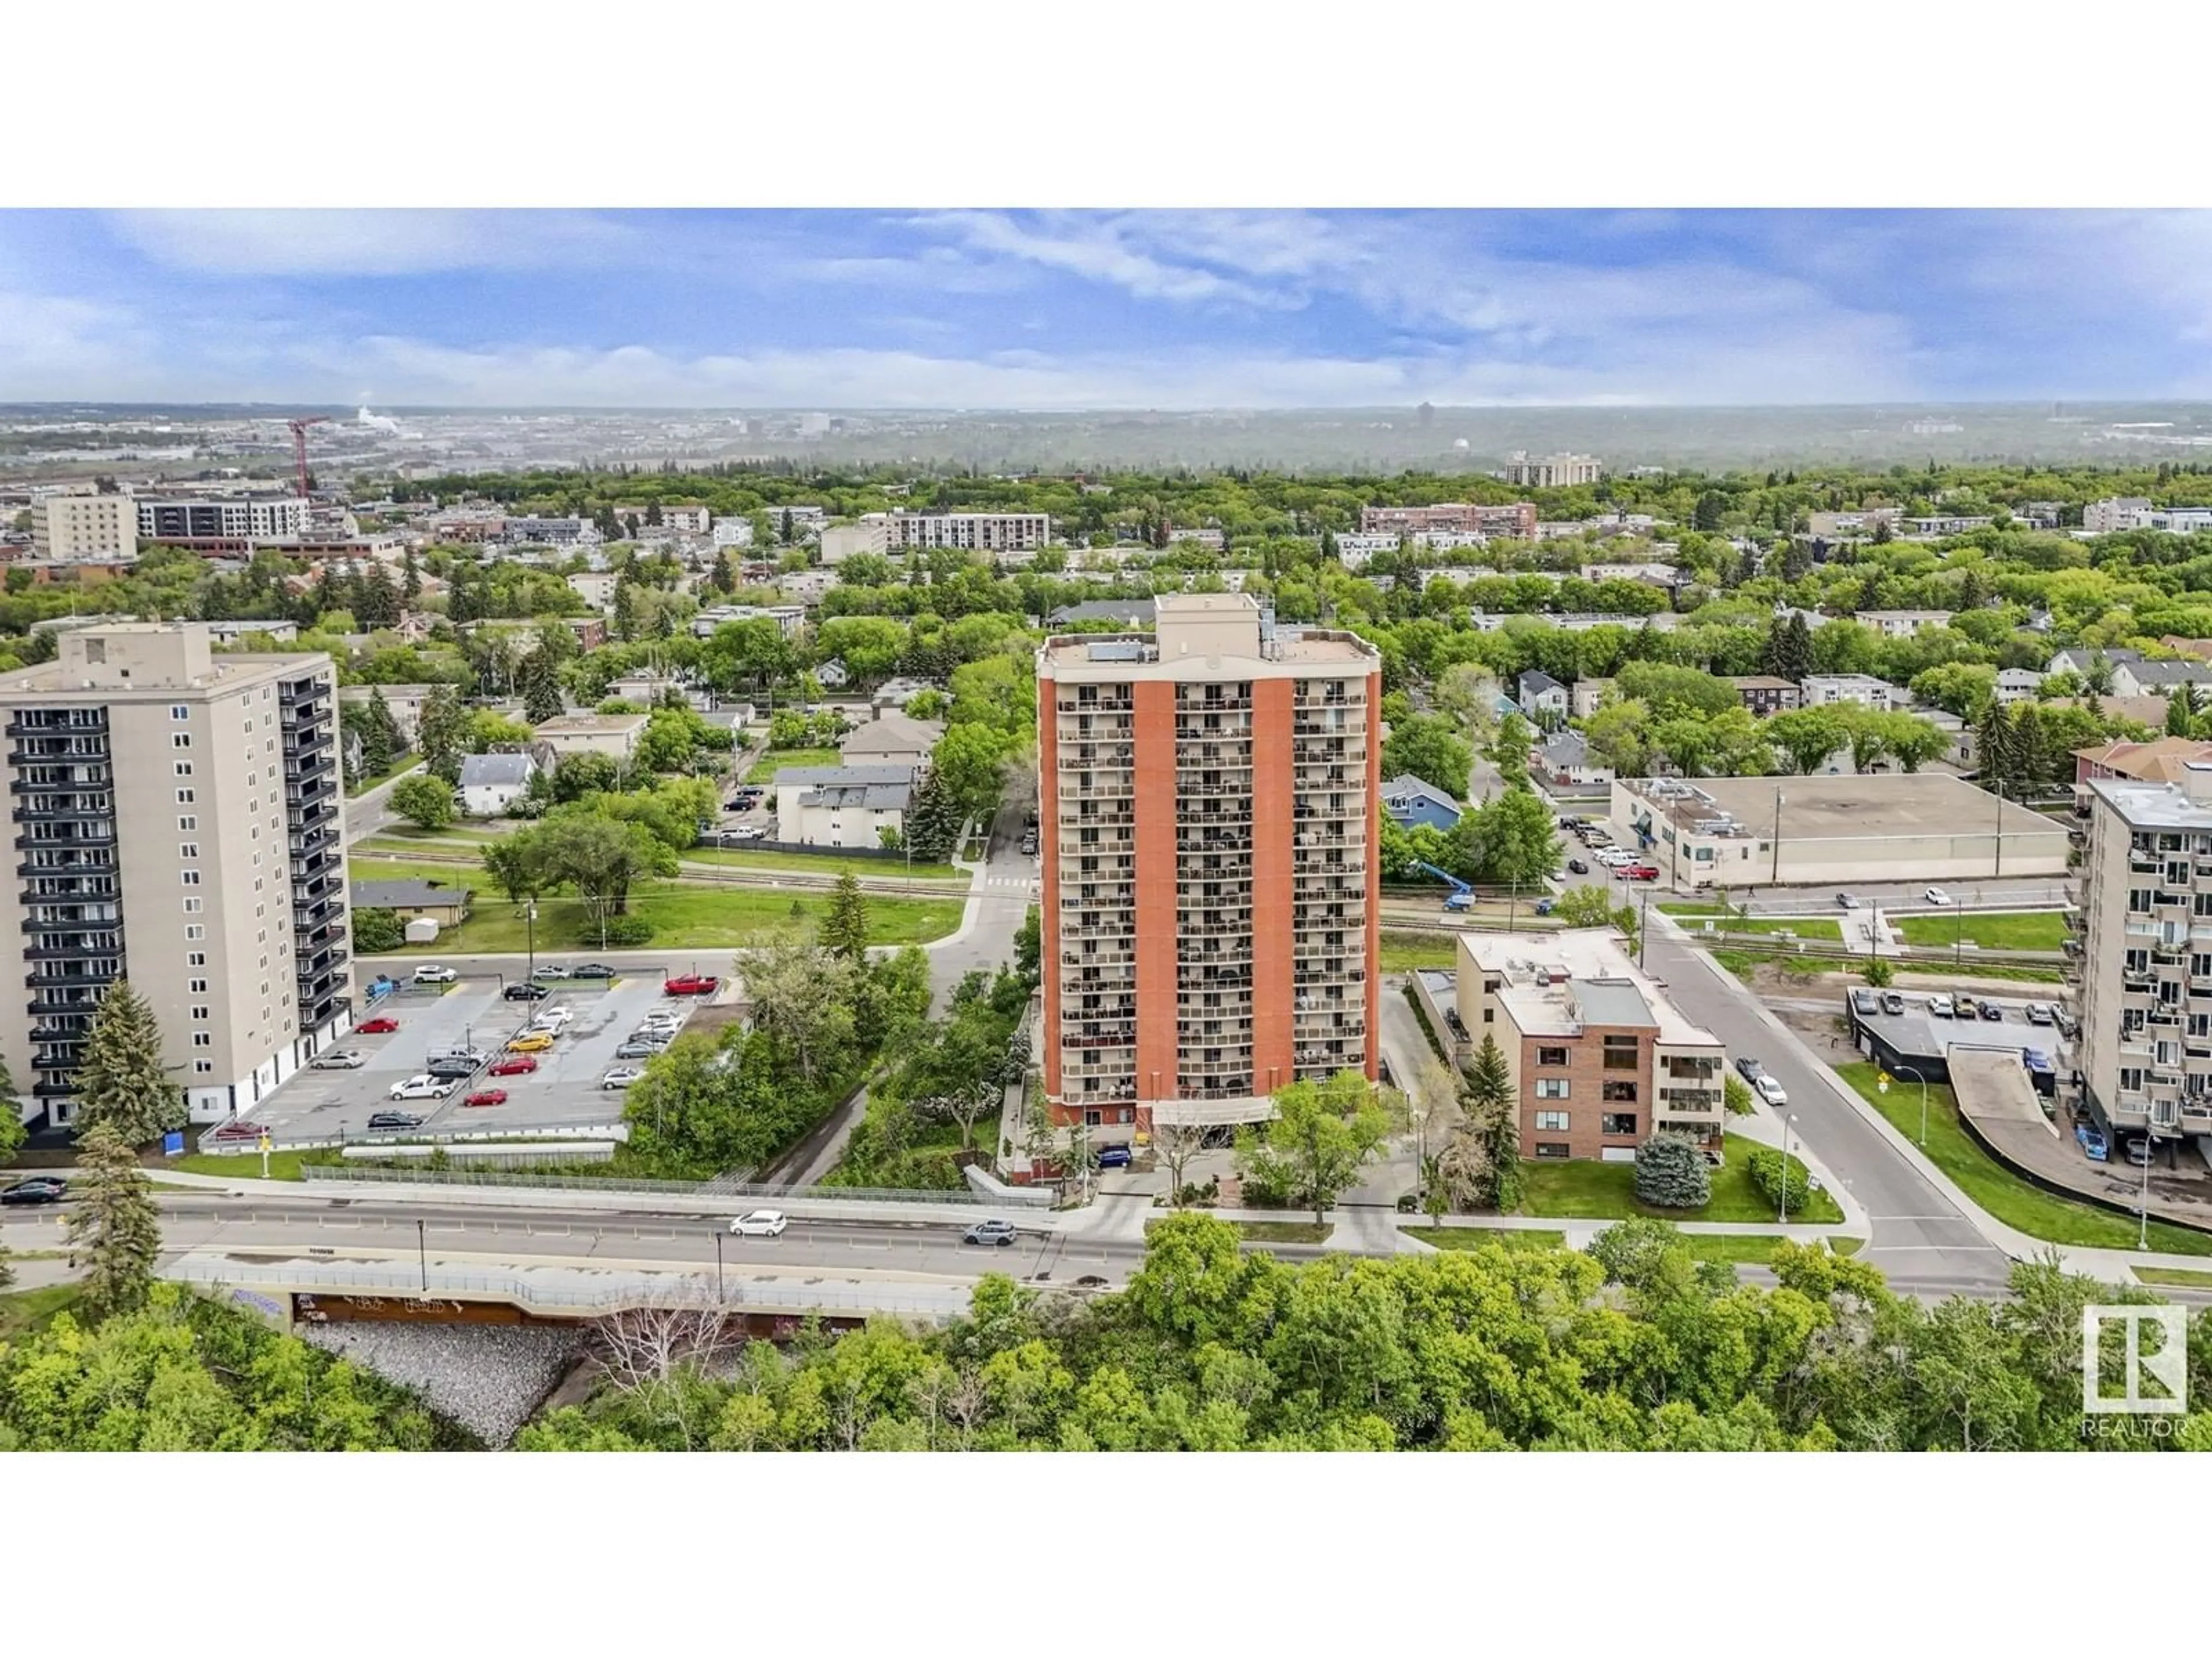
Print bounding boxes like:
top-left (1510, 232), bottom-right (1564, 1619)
top-left (62, 1123), bottom-right (162, 1320)
top-left (1763, 707), bottom-right (1851, 775)
top-left (1381, 713), bottom-right (1472, 801)
top-left (389, 771), bottom-right (456, 831)
top-left (820, 872), bottom-right (871, 963)
top-left (1235, 1070), bottom-right (1391, 1226)
top-left (1462, 787), bottom-right (1561, 888)
top-left (520, 647), bottom-right (566, 724)
top-left (1763, 612), bottom-right (1813, 681)
top-left (1551, 884), bottom-right (1635, 938)
top-left (902, 767), bottom-right (963, 864)
top-left (1633, 1132), bottom-right (1711, 1209)
top-left (351, 907), bottom-right (406, 954)
top-left (1487, 712), bottom-right (1534, 788)
top-left (1014, 904), bottom-right (1041, 988)
top-left (415, 684), bottom-right (471, 783)
top-left (930, 724), bottom-right (1008, 824)
top-left (73, 982), bottom-right (179, 1146)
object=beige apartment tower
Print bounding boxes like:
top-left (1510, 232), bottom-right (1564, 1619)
top-left (34, 493), bottom-right (139, 563)
top-left (1036, 594), bottom-right (1381, 1138)
top-left (0, 623), bottom-right (352, 1133)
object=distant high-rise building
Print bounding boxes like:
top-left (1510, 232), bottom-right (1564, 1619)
top-left (33, 493), bottom-right (138, 563)
top-left (1502, 452), bottom-right (1605, 488)
top-left (0, 623), bottom-right (351, 1132)
top-left (1036, 594), bottom-right (1381, 1139)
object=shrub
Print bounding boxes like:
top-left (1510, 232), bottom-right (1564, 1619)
top-left (596, 914), bottom-right (655, 946)
top-left (351, 907), bottom-right (406, 955)
top-left (1724, 1073), bottom-right (1756, 1116)
top-left (1861, 958), bottom-right (1894, 988)
top-left (1746, 1148), bottom-right (1813, 1217)
top-left (1237, 1165), bottom-right (1290, 1210)
top-left (1633, 1132), bottom-right (1711, 1209)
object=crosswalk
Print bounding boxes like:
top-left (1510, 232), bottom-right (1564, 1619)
top-left (983, 873), bottom-right (1040, 891)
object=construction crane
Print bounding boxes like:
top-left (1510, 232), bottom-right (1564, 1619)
top-left (1412, 861), bottom-right (1474, 912)
top-left (287, 416), bottom-right (331, 499)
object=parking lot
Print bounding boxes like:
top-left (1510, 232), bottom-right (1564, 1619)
top-left (238, 972), bottom-right (722, 1145)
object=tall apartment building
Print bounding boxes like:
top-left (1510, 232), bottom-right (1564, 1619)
top-left (1361, 502), bottom-right (1536, 539)
top-left (876, 511), bottom-right (1052, 552)
top-left (1453, 930), bottom-right (1728, 1160)
top-left (137, 495), bottom-right (309, 546)
top-left (2073, 765), bottom-right (2212, 1153)
top-left (1036, 594), bottom-right (1380, 1135)
top-left (0, 623), bottom-right (352, 1133)
top-left (1503, 452), bottom-right (1605, 488)
top-left (33, 494), bottom-right (139, 563)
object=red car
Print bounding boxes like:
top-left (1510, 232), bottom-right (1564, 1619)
top-left (463, 1089), bottom-right (508, 1108)
top-left (357, 1016), bottom-right (400, 1035)
top-left (1623, 865), bottom-right (1661, 882)
top-left (663, 974), bottom-right (719, 996)
top-left (487, 1054), bottom-right (539, 1077)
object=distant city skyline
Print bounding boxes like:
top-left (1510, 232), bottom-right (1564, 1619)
top-left (5, 209), bottom-right (2212, 409)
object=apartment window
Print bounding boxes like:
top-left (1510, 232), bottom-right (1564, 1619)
top-left (189, 979), bottom-right (208, 994)
top-left (194, 1061), bottom-right (214, 1075)
top-left (1602, 1036), bottom-right (1639, 1070)
top-left (171, 733), bottom-right (191, 749)
top-left (173, 762), bottom-right (193, 777)
top-left (171, 706), bottom-right (190, 721)
top-left (1603, 1080), bottom-right (1638, 1103)
top-left (181, 870), bottom-right (200, 887)
top-left (178, 817), bottom-right (196, 832)
top-left (2130, 889), bottom-right (2153, 914)
top-left (1536, 1046), bottom-right (1569, 1067)
top-left (179, 844), bottom-right (199, 859)
top-left (192, 1033), bottom-right (211, 1048)
top-left (191, 1006), bottom-right (210, 1022)
top-left (1534, 1111), bottom-right (1570, 1131)
top-left (177, 789), bottom-right (194, 804)
top-left (184, 925), bottom-right (204, 940)
top-left (1600, 1112), bottom-right (1639, 1137)
top-left (1535, 1079), bottom-right (1570, 1100)
top-left (1533, 1142), bottom-right (1571, 1160)
top-left (183, 897), bottom-right (202, 913)
top-left (2120, 1067), bottom-right (2145, 1093)
top-left (187, 953), bottom-right (206, 967)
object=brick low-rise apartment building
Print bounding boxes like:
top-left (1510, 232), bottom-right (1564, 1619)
top-left (1361, 501), bottom-right (1537, 540)
top-left (1453, 929), bottom-right (1728, 1160)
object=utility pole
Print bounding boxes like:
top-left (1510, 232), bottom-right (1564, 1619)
top-left (1770, 788), bottom-right (1786, 884)
top-left (416, 1218), bottom-right (428, 1293)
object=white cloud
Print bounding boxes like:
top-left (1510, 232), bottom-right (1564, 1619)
top-left (104, 209), bottom-right (638, 277)
top-left (908, 210), bottom-right (1301, 309)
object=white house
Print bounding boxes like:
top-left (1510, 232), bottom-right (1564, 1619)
top-left (532, 711), bottom-right (649, 762)
top-left (457, 751), bottom-right (536, 817)
top-left (772, 763), bottom-right (915, 849)
top-left (838, 711), bottom-right (943, 768)
top-left (1855, 609), bottom-right (1955, 638)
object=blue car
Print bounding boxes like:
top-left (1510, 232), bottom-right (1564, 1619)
top-left (2076, 1123), bottom-right (2108, 1162)
top-left (1096, 1143), bottom-right (1134, 1169)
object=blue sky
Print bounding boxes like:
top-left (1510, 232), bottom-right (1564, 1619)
top-left (3, 209), bottom-right (2210, 408)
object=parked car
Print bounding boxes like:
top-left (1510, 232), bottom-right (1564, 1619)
top-left (487, 1055), bottom-right (539, 1077)
top-left (1952, 995), bottom-right (1978, 1020)
top-left (1597, 849), bottom-right (1633, 866)
top-left (1929, 994), bottom-right (1956, 1018)
top-left (1837, 892), bottom-right (1862, 909)
top-left (614, 1041), bottom-right (662, 1060)
top-left (1924, 887), bottom-right (1953, 906)
top-left (413, 965), bottom-right (457, 984)
top-left (1851, 988), bottom-right (1879, 1015)
top-left (1881, 992), bottom-right (1906, 1016)
top-left (1978, 1000), bottom-right (2003, 1021)
top-left (962, 1219), bottom-right (1019, 1247)
top-left (529, 1007), bottom-right (574, 1032)
top-left (663, 974), bottom-right (719, 996)
top-left (505, 1033), bottom-right (555, 1054)
top-left (503, 981), bottom-right (551, 1001)
top-left (2077, 1124), bottom-right (2109, 1162)
top-left (425, 1056), bottom-right (480, 1080)
top-left (1096, 1144), bottom-right (1134, 1169)
top-left (1, 1177), bottom-right (68, 1206)
top-left (1566, 858), bottom-right (1590, 876)
top-left (1533, 898), bottom-right (1556, 916)
top-left (2024, 1002), bottom-right (2056, 1026)
top-left (1622, 864), bottom-right (1660, 882)
top-left (1753, 1074), bottom-right (1789, 1107)
top-left (463, 1089), bottom-right (508, 1108)
top-left (1735, 1056), bottom-right (1765, 1082)
top-left (728, 1209), bottom-right (789, 1237)
top-left (571, 963), bottom-right (618, 979)
top-left (601, 1067), bottom-right (646, 1089)
top-left (357, 1016), bottom-right (400, 1035)
top-left (532, 965), bottom-right (573, 980)
top-left (2125, 1137), bottom-right (2154, 1168)
top-left (2054, 1007), bottom-right (2081, 1039)
top-left (311, 1049), bottom-right (368, 1070)
top-left (368, 1109), bottom-right (426, 1128)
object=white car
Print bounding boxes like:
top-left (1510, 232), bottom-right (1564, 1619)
top-left (1924, 887), bottom-right (1953, 906)
top-left (1929, 994), bottom-right (1956, 1018)
top-left (601, 1067), bottom-right (645, 1089)
top-left (1753, 1074), bottom-right (1789, 1107)
top-left (729, 1209), bottom-right (788, 1237)
top-left (532, 965), bottom-right (572, 980)
top-left (1598, 849), bottom-right (1634, 867)
top-left (388, 1075), bottom-right (454, 1100)
top-left (413, 965), bottom-right (458, 984)
top-left (529, 1007), bottom-right (575, 1032)
top-left (311, 1049), bottom-right (367, 1070)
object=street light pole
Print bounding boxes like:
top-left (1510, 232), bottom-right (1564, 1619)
top-left (416, 1218), bottom-right (427, 1293)
top-left (1779, 1112), bottom-right (1798, 1225)
top-left (1770, 789), bottom-right (1785, 884)
top-left (1894, 1062), bottom-right (1932, 1146)
top-left (2139, 1126), bottom-right (2153, 1251)
top-left (714, 1228), bottom-right (725, 1302)
top-left (526, 902), bottom-right (537, 986)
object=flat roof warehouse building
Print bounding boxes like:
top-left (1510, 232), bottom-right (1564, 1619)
top-left (1604, 773), bottom-right (2069, 892)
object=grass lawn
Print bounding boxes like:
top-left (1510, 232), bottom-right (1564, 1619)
top-left (347, 758), bottom-right (420, 797)
top-left (1381, 930), bottom-right (1460, 972)
top-left (1894, 911), bottom-right (2069, 952)
top-left (1677, 1233), bottom-right (1866, 1265)
top-left (2134, 1267), bottom-right (2212, 1288)
top-left (1404, 1226), bottom-right (1568, 1252)
top-left (0, 1282), bottom-right (85, 1340)
top-left (361, 824), bottom-right (504, 846)
top-left (1709, 949), bottom-right (1762, 983)
top-left (1661, 904), bottom-right (1844, 942)
top-left (346, 857), bottom-right (965, 951)
top-left (169, 1150), bottom-right (329, 1181)
top-left (681, 846), bottom-right (964, 881)
top-left (1897, 963), bottom-right (2066, 986)
top-left (744, 747), bottom-right (843, 783)
top-left (1835, 1062), bottom-right (2212, 1257)
top-left (1515, 1133), bottom-right (1845, 1224)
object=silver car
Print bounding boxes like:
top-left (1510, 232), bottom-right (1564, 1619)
top-left (311, 1049), bottom-right (368, 1070)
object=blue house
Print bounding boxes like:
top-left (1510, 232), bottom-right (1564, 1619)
top-left (1380, 773), bottom-right (1464, 832)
